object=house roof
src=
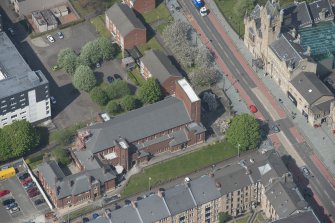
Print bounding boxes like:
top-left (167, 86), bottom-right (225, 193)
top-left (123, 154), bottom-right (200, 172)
top-left (271, 210), bottom-right (320, 223)
top-left (141, 50), bottom-right (182, 83)
top-left (106, 3), bottom-right (146, 37)
top-left (164, 184), bottom-right (196, 215)
top-left (110, 205), bottom-right (142, 223)
top-left (15, 0), bottom-right (67, 16)
top-left (291, 72), bottom-right (333, 105)
top-left (281, 1), bottom-right (312, 30)
top-left (136, 194), bottom-right (171, 223)
top-left (38, 160), bottom-right (65, 187)
top-left (189, 175), bottom-right (221, 205)
top-left (73, 150), bottom-right (102, 170)
top-left (83, 96), bottom-right (193, 153)
top-left (308, 0), bottom-right (334, 23)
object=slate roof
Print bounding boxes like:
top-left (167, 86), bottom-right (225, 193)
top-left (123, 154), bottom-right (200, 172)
top-left (189, 175), bottom-right (221, 205)
top-left (281, 1), bottom-right (312, 30)
top-left (271, 210), bottom-right (320, 223)
top-left (265, 0), bottom-right (280, 18)
top-left (136, 194), bottom-right (170, 223)
top-left (308, 0), bottom-right (334, 23)
top-left (110, 205), bottom-right (142, 223)
top-left (106, 3), bottom-right (146, 37)
top-left (141, 50), bottom-right (182, 83)
top-left (38, 160), bottom-right (65, 187)
top-left (290, 72), bottom-right (333, 105)
top-left (83, 96), bottom-right (192, 153)
top-left (15, 0), bottom-right (66, 15)
top-left (164, 184), bottom-right (196, 215)
top-left (73, 150), bottom-right (101, 170)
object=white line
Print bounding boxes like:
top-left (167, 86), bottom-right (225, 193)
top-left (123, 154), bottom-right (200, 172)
top-left (324, 190), bottom-right (330, 197)
top-left (315, 177), bottom-right (321, 185)
top-left (332, 201), bottom-right (335, 207)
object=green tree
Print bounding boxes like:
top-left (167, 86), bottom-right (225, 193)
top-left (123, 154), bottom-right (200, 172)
top-left (226, 114), bottom-right (261, 151)
top-left (96, 37), bottom-right (114, 61)
top-left (0, 129), bottom-right (12, 162)
top-left (52, 147), bottom-right (72, 166)
top-left (79, 41), bottom-right (102, 67)
top-left (106, 101), bottom-right (123, 115)
top-left (138, 78), bottom-right (162, 104)
top-left (90, 87), bottom-right (108, 106)
top-left (105, 80), bottom-right (131, 100)
top-left (219, 212), bottom-right (231, 223)
top-left (121, 95), bottom-right (139, 111)
top-left (4, 120), bottom-right (40, 158)
top-left (73, 65), bottom-right (97, 92)
top-left (57, 48), bottom-right (78, 75)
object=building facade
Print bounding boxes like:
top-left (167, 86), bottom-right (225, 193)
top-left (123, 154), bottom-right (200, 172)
top-left (105, 3), bottom-right (146, 50)
top-left (0, 32), bottom-right (50, 127)
top-left (13, 0), bottom-right (67, 16)
top-left (123, 0), bottom-right (156, 13)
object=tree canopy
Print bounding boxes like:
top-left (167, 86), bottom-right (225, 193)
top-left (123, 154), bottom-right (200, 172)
top-left (190, 67), bottom-right (221, 88)
top-left (138, 78), bottom-right (162, 104)
top-left (226, 114), bottom-right (261, 151)
top-left (73, 65), bottom-right (97, 92)
top-left (106, 101), bottom-right (123, 116)
top-left (121, 95), bottom-right (140, 111)
top-left (96, 37), bottom-right (115, 61)
top-left (105, 80), bottom-right (131, 100)
top-left (79, 41), bottom-right (101, 67)
top-left (0, 120), bottom-right (40, 162)
top-left (90, 87), bottom-right (108, 106)
top-left (57, 48), bottom-right (78, 75)
top-left (52, 147), bottom-right (72, 166)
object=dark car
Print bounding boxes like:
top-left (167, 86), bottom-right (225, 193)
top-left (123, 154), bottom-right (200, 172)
top-left (5, 202), bottom-right (17, 210)
top-left (82, 217), bottom-right (90, 223)
top-left (302, 166), bottom-right (311, 177)
top-left (27, 187), bottom-right (38, 193)
top-left (28, 191), bottom-right (40, 198)
top-left (34, 199), bottom-right (45, 205)
top-left (2, 198), bottom-right (15, 206)
top-left (19, 173), bottom-right (29, 180)
top-left (0, 190), bottom-right (10, 197)
top-left (114, 74), bottom-right (122, 80)
top-left (21, 177), bottom-right (32, 185)
top-left (92, 213), bottom-right (100, 219)
top-left (107, 76), bottom-right (114, 84)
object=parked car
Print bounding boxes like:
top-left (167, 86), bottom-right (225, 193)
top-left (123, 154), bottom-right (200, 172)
top-left (57, 32), bottom-right (64, 39)
top-left (47, 35), bottom-right (55, 43)
top-left (272, 125), bottom-right (280, 133)
top-left (19, 173), bottom-right (29, 180)
top-left (9, 206), bottom-right (20, 214)
top-left (50, 96), bottom-right (56, 105)
top-left (82, 217), bottom-right (90, 223)
top-left (302, 167), bottom-right (311, 177)
top-left (5, 202), bottom-right (17, 210)
top-left (28, 191), bottom-right (40, 198)
top-left (34, 199), bottom-right (45, 205)
top-left (96, 62), bottom-right (101, 68)
top-left (249, 104), bottom-right (258, 113)
top-left (92, 213), bottom-right (100, 219)
top-left (114, 74), bottom-right (122, 80)
top-left (107, 76), bottom-right (114, 84)
top-left (27, 187), bottom-right (38, 193)
top-left (21, 177), bottom-right (32, 185)
top-left (0, 190), bottom-right (10, 197)
top-left (2, 198), bottom-right (15, 206)
top-left (200, 7), bottom-right (207, 16)
top-left (23, 182), bottom-right (35, 190)
top-left (7, 28), bottom-right (14, 36)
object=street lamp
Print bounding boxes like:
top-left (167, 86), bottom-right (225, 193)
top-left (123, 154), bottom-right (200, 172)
top-left (148, 177), bottom-right (151, 191)
top-left (237, 143), bottom-right (241, 157)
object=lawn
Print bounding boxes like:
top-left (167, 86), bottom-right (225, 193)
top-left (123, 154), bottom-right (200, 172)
top-left (121, 141), bottom-right (237, 197)
top-left (91, 15), bottom-right (111, 38)
top-left (254, 212), bottom-right (266, 223)
top-left (142, 2), bottom-right (171, 24)
top-left (137, 37), bottom-right (163, 55)
top-left (68, 204), bottom-right (96, 221)
top-left (234, 214), bottom-right (251, 223)
top-left (128, 67), bottom-right (145, 86)
top-left (69, 0), bottom-right (119, 17)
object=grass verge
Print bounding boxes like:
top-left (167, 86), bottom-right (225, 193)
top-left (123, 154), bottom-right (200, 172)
top-left (127, 67), bottom-right (145, 86)
top-left (91, 15), bottom-right (111, 38)
top-left (142, 2), bottom-right (171, 24)
top-left (121, 141), bottom-right (237, 197)
top-left (137, 37), bottom-right (163, 55)
top-left (68, 204), bottom-right (96, 221)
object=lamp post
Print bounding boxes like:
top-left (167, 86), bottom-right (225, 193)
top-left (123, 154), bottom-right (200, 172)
top-left (238, 143), bottom-right (241, 157)
top-left (148, 177), bottom-right (151, 191)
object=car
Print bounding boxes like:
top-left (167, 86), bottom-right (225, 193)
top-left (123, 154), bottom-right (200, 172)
top-left (47, 35), bottom-right (55, 43)
top-left (114, 74), bottom-right (122, 80)
top-left (9, 207), bottom-right (20, 214)
top-left (57, 32), bottom-right (64, 39)
top-left (96, 62), bottom-right (101, 68)
top-left (50, 96), bottom-right (56, 105)
top-left (272, 125), bottom-right (280, 133)
top-left (2, 198), bottom-right (15, 206)
top-left (21, 177), bottom-right (32, 185)
top-left (28, 191), bottom-right (40, 198)
top-left (82, 217), bottom-right (90, 223)
top-left (92, 213), bottom-right (100, 219)
top-left (8, 28), bottom-right (14, 36)
top-left (107, 76), bottom-right (114, 84)
top-left (19, 172), bottom-right (29, 180)
top-left (249, 105), bottom-right (258, 113)
top-left (34, 199), bottom-right (45, 205)
top-left (302, 167), bottom-right (311, 177)
top-left (0, 190), bottom-right (10, 197)
top-left (200, 7), bottom-right (207, 16)
top-left (5, 202), bottom-right (17, 210)
top-left (27, 187), bottom-right (38, 193)
top-left (23, 181), bottom-right (35, 190)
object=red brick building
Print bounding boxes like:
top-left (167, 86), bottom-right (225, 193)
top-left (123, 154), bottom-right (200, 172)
top-left (140, 49), bottom-right (183, 95)
top-left (73, 78), bottom-right (205, 172)
top-left (105, 3), bottom-right (146, 50)
top-left (123, 0), bottom-right (156, 13)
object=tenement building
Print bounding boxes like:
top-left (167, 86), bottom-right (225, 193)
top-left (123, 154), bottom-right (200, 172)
top-left (244, 0), bottom-right (335, 126)
top-left (86, 150), bottom-right (313, 223)
top-left (0, 31), bottom-right (50, 127)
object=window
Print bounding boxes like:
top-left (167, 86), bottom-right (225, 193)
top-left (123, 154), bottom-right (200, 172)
top-left (21, 103), bottom-right (25, 106)
top-left (10, 97), bottom-right (14, 100)
top-left (1, 118), bottom-right (7, 121)
top-left (20, 94), bottom-right (24, 97)
top-left (10, 102), bottom-right (16, 106)
top-left (20, 111), bottom-right (26, 115)
top-left (1, 100), bottom-right (6, 104)
top-left (1, 104), bottom-right (7, 109)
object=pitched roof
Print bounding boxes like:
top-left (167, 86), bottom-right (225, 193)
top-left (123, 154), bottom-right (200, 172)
top-left (291, 72), bottom-right (333, 105)
top-left (15, 0), bottom-right (66, 15)
top-left (83, 96), bottom-right (193, 153)
top-left (271, 210), bottom-right (320, 223)
top-left (308, 0), bottom-right (334, 23)
top-left (136, 194), bottom-right (170, 223)
top-left (281, 1), bottom-right (312, 30)
top-left (189, 175), bottom-right (221, 205)
top-left (141, 50), bottom-right (182, 83)
top-left (38, 160), bottom-right (65, 187)
top-left (106, 3), bottom-right (146, 37)
top-left (164, 184), bottom-right (196, 215)
top-left (110, 205), bottom-right (142, 223)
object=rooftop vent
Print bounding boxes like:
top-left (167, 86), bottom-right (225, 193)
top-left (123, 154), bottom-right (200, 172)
top-left (308, 89), bottom-right (312, 93)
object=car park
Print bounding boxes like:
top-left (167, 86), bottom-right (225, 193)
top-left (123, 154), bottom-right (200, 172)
top-left (57, 32), bottom-right (64, 39)
top-left (9, 207), bottom-right (20, 214)
top-left (0, 189), bottom-right (10, 197)
top-left (107, 76), bottom-right (114, 84)
top-left (34, 198), bottom-right (45, 205)
top-left (47, 35), bottom-right (55, 43)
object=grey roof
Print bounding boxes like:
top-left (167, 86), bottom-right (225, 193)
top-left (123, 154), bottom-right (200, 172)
top-left (187, 122), bottom-right (206, 134)
top-left (88, 217), bottom-right (110, 223)
top-left (164, 184), bottom-right (196, 215)
top-left (271, 210), bottom-right (320, 223)
top-left (250, 4), bottom-right (261, 20)
top-left (73, 150), bottom-right (101, 170)
top-left (141, 50), bottom-right (182, 83)
top-left (291, 72), bottom-right (334, 105)
top-left (15, 0), bottom-right (66, 15)
top-left (110, 205), bottom-right (142, 223)
top-left (40, 10), bottom-right (58, 25)
top-left (308, 0), bottom-right (334, 23)
top-left (189, 175), bottom-right (221, 205)
top-left (106, 3), bottom-right (146, 37)
top-left (265, 181), bottom-right (307, 218)
top-left (282, 1), bottom-right (312, 30)
top-left (265, 0), bottom-right (280, 18)
top-left (38, 160), bottom-right (65, 187)
top-left (0, 32), bottom-right (48, 99)
top-left (136, 194), bottom-right (170, 223)
top-left (83, 96), bottom-right (192, 153)
top-left (169, 130), bottom-right (188, 147)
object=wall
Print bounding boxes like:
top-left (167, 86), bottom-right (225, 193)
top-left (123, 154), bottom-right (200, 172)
top-left (123, 28), bottom-right (146, 50)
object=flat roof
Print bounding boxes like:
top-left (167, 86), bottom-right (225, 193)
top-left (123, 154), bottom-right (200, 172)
top-left (177, 79), bottom-right (199, 102)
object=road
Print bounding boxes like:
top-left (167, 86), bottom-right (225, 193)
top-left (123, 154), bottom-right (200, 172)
top-left (180, 1), bottom-right (335, 222)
